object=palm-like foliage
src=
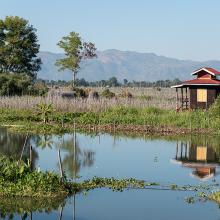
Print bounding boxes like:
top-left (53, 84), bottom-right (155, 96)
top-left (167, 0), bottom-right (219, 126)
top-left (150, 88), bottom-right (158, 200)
top-left (36, 103), bottom-right (54, 123)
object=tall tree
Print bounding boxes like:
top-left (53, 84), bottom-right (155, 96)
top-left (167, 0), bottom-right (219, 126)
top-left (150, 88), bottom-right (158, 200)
top-left (56, 32), bottom-right (97, 88)
top-left (0, 16), bottom-right (41, 78)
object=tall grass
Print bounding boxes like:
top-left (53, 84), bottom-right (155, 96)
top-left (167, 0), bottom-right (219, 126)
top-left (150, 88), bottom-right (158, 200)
top-left (0, 88), bottom-right (178, 112)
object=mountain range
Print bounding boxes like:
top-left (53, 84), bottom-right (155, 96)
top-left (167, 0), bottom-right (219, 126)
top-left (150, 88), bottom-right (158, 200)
top-left (38, 50), bottom-right (220, 82)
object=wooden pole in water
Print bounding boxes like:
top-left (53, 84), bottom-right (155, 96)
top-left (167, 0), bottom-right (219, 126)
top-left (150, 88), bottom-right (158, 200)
top-left (61, 117), bottom-right (64, 128)
top-left (59, 205), bottom-right (64, 220)
top-left (58, 149), bottom-right (64, 180)
top-left (29, 145), bottom-right (33, 171)
top-left (19, 134), bottom-right (28, 165)
top-left (73, 120), bottom-right (76, 220)
top-left (73, 193), bottom-right (76, 220)
top-left (73, 120), bottom-right (77, 179)
top-left (176, 141), bottom-right (179, 159)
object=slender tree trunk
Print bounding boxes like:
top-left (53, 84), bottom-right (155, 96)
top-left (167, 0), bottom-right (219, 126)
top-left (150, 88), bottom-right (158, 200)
top-left (73, 72), bottom-right (76, 88)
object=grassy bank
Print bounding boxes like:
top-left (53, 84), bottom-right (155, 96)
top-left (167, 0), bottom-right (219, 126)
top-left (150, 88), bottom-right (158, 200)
top-left (0, 103), bottom-right (219, 135)
top-left (0, 155), bottom-right (72, 198)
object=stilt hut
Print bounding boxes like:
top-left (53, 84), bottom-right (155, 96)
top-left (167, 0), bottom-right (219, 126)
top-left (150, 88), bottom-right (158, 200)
top-left (172, 67), bottom-right (220, 110)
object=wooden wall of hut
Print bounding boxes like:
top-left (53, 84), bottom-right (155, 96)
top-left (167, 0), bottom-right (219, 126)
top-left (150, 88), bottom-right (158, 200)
top-left (190, 87), bottom-right (218, 109)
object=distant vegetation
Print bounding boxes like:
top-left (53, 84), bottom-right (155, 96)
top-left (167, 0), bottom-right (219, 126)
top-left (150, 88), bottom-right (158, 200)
top-left (44, 77), bottom-right (182, 88)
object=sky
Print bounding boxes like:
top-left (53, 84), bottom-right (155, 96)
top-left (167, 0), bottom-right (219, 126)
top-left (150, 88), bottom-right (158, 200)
top-left (1, 0), bottom-right (220, 61)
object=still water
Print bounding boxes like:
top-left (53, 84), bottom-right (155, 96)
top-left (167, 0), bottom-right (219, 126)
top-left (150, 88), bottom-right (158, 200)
top-left (0, 128), bottom-right (220, 219)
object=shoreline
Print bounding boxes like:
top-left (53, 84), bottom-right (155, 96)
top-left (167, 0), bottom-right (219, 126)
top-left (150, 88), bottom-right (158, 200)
top-left (3, 121), bottom-right (213, 136)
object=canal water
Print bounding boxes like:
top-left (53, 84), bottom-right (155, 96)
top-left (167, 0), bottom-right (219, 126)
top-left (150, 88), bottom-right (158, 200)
top-left (0, 128), bottom-right (220, 219)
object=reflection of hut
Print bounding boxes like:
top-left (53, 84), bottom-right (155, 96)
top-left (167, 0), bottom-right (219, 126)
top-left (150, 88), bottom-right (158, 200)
top-left (173, 141), bottom-right (219, 180)
top-left (192, 167), bottom-right (215, 180)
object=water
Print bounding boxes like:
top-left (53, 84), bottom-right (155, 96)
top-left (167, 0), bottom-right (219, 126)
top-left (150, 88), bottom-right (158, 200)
top-left (0, 128), bottom-right (220, 219)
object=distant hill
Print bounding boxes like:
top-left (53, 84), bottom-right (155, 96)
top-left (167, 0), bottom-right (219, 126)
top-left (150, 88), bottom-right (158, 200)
top-left (38, 50), bottom-right (220, 82)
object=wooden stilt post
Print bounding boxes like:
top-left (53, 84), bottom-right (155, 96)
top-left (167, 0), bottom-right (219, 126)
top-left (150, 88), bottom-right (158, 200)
top-left (176, 88), bottom-right (179, 111)
top-left (181, 88), bottom-right (183, 110)
top-left (185, 88), bottom-right (188, 109)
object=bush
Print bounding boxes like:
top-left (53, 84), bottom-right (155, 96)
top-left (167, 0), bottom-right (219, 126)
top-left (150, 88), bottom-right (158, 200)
top-left (139, 95), bottom-right (153, 101)
top-left (0, 73), bottom-right (48, 96)
top-left (72, 87), bottom-right (88, 98)
top-left (29, 81), bottom-right (48, 96)
top-left (119, 90), bottom-right (133, 98)
top-left (101, 89), bottom-right (115, 98)
top-left (0, 155), bottom-right (69, 197)
top-left (88, 90), bottom-right (99, 99)
top-left (210, 95), bottom-right (220, 116)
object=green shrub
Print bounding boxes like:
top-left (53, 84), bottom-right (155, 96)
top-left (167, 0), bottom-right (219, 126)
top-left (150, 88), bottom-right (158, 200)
top-left (139, 95), bottom-right (153, 101)
top-left (101, 89), bottom-right (115, 98)
top-left (36, 103), bottom-right (54, 123)
top-left (72, 87), bottom-right (88, 98)
top-left (0, 155), bottom-right (69, 197)
top-left (210, 95), bottom-right (220, 116)
top-left (0, 73), bottom-right (48, 96)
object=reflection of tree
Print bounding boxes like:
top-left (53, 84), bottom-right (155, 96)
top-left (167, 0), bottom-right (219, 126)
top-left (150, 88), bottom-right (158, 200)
top-left (56, 135), bottom-right (95, 179)
top-left (36, 135), bottom-right (53, 149)
top-left (33, 133), bottom-right (96, 179)
top-left (0, 128), bottom-right (38, 168)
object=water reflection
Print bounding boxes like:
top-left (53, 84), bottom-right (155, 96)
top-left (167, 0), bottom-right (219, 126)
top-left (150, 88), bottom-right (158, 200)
top-left (56, 134), bottom-right (95, 179)
top-left (35, 133), bottom-right (95, 179)
top-left (0, 128), bottom-right (38, 168)
top-left (173, 137), bottom-right (220, 180)
top-left (0, 130), bottom-right (220, 219)
top-left (0, 197), bottom-right (66, 219)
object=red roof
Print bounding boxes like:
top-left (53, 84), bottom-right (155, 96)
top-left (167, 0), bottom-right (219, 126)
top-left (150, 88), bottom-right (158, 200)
top-left (171, 67), bottom-right (220, 88)
top-left (183, 78), bottom-right (220, 85)
top-left (192, 67), bottom-right (220, 76)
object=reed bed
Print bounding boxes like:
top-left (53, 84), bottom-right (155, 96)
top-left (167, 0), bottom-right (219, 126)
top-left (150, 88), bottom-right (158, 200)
top-left (0, 88), bottom-right (178, 112)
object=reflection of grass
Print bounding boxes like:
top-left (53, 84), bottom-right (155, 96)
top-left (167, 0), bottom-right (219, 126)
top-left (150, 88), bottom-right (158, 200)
top-left (209, 191), bottom-right (220, 204)
top-left (0, 197), bottom-right (65, 219)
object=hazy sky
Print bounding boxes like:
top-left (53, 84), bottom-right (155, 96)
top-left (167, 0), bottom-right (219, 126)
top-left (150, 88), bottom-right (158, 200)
top-left (1, 0), bottom-right (220, 61)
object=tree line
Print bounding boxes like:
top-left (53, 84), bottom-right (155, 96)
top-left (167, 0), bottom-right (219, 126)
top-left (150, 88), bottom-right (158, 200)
top-left (43, 77), bottom-right (182, 88)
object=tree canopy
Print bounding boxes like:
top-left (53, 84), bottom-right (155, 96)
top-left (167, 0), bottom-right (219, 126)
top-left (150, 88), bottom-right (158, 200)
top-left (56, 32), bottom-right (97, 87)
top-left (0, 16), bottom-right (41, 78)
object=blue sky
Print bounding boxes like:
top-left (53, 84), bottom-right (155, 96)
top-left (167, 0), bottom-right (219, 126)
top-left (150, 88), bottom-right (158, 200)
top-left (1, 0), bottom-right (220, 61)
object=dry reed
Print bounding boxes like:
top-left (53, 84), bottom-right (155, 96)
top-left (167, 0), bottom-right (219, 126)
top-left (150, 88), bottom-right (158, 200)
top-left (0, 88), bottom-right (179, 112)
